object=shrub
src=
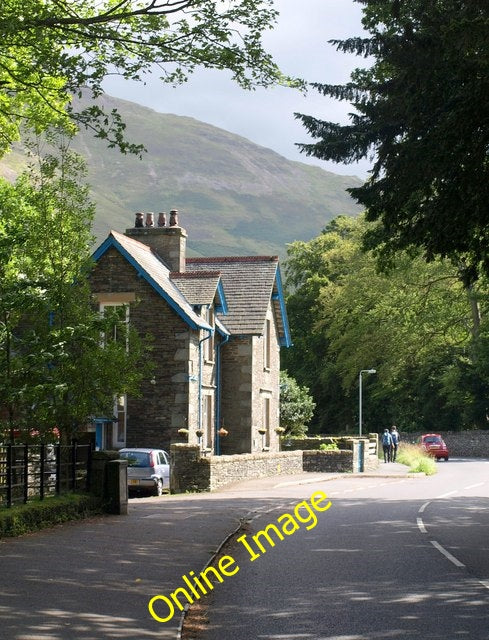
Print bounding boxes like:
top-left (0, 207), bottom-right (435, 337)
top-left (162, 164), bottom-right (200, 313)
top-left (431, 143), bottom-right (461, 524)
top-left (0, 493), bottom-right (103, 538)
top-left (397, 443), bottom-right (437, 475)
top-left (319, 442), bottom-right (339, 451)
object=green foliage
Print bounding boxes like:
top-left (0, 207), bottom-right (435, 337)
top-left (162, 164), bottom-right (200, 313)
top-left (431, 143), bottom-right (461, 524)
top-left (0, 135), bottom-right (152, 441)
top-left (396, 444), bottom-right (437, 476)
top-left (0, 0), bottom-right (301, 157)
top-left (279, 370), bottom-right (316, 437)
top-left (283, 215), bottom-right (489, 434)
top-left (0, 493), bottom-right (103, 538)
top-left (319, 442), bottom-right (339, 451)
top-left (296, 0), bottom-right (489, 283)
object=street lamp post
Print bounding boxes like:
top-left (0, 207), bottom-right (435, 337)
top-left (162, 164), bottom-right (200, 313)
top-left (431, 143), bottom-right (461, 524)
top-left (359, 369), bottom-right (376, 437)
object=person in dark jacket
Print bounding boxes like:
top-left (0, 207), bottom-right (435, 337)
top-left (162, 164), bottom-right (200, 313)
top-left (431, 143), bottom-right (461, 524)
top-left (382, 429), bottom-right (393, 463)
top-left (390, 426), bottom-right (400, 462)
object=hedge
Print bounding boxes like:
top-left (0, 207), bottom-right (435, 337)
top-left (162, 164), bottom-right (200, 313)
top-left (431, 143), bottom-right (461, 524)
top-left (0, 493), bottom-right (104, 539)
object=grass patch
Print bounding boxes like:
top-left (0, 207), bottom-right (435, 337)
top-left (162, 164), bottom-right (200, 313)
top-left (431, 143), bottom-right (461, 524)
top-left (0, 493), bottom-right (104, 539)
top-left (397, 443), bottom-right (437, 475)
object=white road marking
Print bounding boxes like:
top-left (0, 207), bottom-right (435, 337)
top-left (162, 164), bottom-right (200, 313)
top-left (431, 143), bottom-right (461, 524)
top-left (417, 517), bottom-right (427, 534)
top-left (436, 490), bottom-right (458, 499)
top-left (430, 540), bottom-right (465, 567)
top-left (418, 501), bottom-right (431, 513)
top-left (464, 482), bottom-right (484, 490)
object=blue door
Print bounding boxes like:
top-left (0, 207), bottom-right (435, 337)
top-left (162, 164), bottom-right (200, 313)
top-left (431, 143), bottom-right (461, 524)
top-left (95, 422), bottom-right (103, 451)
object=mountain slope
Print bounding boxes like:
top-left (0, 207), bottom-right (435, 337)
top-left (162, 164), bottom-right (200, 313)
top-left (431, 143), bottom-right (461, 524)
top-left (0, 94), bottom-right (363, 257)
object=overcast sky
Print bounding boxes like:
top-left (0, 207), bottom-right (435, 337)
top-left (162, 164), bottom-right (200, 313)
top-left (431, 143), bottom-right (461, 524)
top-left (104, 0), bottom-right (371, 179)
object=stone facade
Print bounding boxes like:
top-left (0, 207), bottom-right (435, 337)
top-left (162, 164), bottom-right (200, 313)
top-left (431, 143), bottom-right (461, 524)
top-left (219, 305), bottom-right (281, 454)
top-left (91, 247), bottom-right (197, 450)
top-left (89, 216), bottom-right (290, 455)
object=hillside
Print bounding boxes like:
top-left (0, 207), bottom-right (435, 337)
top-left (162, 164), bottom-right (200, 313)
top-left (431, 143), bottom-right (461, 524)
top-left (0, 94), bottom-right (363, 258)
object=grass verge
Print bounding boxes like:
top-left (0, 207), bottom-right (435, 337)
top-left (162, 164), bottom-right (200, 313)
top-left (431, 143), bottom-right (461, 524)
top-left (0, 493), bottom-right (104, 539)
top-left (397, 443), bottom-right (437, 475)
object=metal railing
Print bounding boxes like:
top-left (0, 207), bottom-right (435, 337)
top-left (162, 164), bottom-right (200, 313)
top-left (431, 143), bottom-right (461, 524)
top-left (0, 442), bottom-right (92, 508)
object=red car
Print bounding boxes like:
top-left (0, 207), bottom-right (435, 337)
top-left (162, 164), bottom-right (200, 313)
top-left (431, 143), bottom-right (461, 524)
top-left (420, 433), bottom-right (449, 461)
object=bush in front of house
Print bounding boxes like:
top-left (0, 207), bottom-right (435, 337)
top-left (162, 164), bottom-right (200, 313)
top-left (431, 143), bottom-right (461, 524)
top-left (0, 493), bottom-right (104, 538)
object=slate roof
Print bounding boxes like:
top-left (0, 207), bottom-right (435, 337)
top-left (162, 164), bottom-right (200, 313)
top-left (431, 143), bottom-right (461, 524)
top-left (170, 271), bottom-right (221, 307)
top-left (186, 256), bottom-right (291, 346)
top-left (92, 231), bottom-right (211, 331)
top-left (92, 232), bottom-right (290, 346)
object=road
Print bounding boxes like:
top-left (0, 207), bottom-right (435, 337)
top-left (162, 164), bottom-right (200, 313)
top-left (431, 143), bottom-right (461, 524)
top-left (0, 460), bottom-right (488, 639)
top-left (198, 459), bottom-right (489, 640)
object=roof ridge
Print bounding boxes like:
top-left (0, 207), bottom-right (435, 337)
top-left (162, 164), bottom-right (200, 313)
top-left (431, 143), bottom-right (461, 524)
top-left (187, 256), bottom-right (279, 263)
top-left (170, 270), bottom-right (221, 278)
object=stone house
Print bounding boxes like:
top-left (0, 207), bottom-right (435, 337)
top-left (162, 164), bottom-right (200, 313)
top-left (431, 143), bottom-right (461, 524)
top-left (89, 211), bottom-right (291, 455)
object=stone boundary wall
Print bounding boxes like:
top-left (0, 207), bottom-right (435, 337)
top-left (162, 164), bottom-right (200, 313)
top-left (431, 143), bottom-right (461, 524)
top-left (207, 450), bottom-right (303, 491)
top-left (400, 430), bottom-right (489, 458)
top-left (284, 435), bottom-right (379, 473)
top-left (303, 450), bottom-right (353, 473)
top-left (170, 444), bottom-right (362, 493)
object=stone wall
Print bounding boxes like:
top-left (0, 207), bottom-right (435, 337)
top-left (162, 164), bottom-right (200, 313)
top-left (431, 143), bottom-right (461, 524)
top-left (283, 434), bottom-right (379, 472)
top-left (400, 430), bottom-right (489, 458)
top-left (171, 443), bottom-right (362, 493)
top-left (302, 450), bottom-right (353, 473)
top-left (207, 450), bottom-right (303, 491)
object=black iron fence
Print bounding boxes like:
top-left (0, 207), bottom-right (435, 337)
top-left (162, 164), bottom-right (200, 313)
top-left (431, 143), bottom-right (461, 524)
top-left (0, 442), bottom-right (92, 507)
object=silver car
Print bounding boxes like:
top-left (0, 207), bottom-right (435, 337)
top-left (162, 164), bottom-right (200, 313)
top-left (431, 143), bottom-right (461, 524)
top-left (119, 448), bottom-right (170, 496)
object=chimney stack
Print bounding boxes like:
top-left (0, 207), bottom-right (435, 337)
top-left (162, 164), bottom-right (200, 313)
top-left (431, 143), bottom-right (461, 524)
top-left (126, 209), bottom-right (187, 273)
top-left (157, 212), bottom-right (167, 227)
top-left (135, 212), bottom-right (144, 228)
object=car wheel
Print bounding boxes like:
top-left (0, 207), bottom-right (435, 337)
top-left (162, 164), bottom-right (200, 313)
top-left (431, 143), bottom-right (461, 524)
top-left (445, 457), bottom-right (449, 461)
top-left (154, 479), bottom-right (164, 497)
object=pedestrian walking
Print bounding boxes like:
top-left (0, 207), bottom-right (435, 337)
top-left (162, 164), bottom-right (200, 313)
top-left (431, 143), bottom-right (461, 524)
top-left (382, 428), bottom-right (393, 463)
top-left (390, 425), bottom-right (400, 462)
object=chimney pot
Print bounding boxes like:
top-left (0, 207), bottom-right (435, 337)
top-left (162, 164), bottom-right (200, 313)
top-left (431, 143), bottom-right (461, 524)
top-left (157, 212), bottom-right (167, 227)
top-left (145, 212), bottom-right (154, 227)
top-left (169, 209), bottom-right (179, 227)
top-left (135, 212), bottom-right (144, 228)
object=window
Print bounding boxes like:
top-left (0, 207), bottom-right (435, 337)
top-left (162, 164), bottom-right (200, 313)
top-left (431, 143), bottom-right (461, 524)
top-left (204, 306), bottom-right (215, 362)
top-left (116, 395), bottom-right (126, 445)
top-left (264, 318), bottom-right (271, 370)
top-left (100, 303), bottom-right (129, 349)
top-left (203, 394), bottom-right (213, 450)
top-left (262, 397), bottom-right (271, 447)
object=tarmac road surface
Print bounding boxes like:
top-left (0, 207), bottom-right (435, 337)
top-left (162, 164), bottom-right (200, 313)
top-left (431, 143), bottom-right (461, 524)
top-left (1, 459), bottom-right (488, 639)
top-left (199, 458), bottom-right (489, 640)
